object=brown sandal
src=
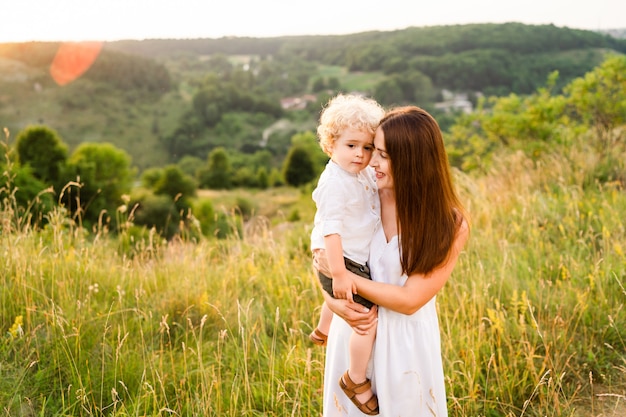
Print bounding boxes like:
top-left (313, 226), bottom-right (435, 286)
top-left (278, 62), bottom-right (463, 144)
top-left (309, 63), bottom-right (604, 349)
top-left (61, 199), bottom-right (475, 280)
top-left (309, 328), bottom-right (328, 346)
top-left (339, 371), bottom-right (379, 415)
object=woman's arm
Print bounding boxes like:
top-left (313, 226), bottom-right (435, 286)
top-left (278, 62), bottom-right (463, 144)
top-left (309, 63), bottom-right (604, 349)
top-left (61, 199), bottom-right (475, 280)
top-left (322, 291), bottom-right (378, 335)
top-left (313, 249), bottom-right (378, 334)
top-left (356, 220), bottom-right (469, 315)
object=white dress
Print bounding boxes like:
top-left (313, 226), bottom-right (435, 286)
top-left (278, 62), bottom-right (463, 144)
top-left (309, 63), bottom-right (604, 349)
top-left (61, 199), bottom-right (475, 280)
top-left (323, 225), bottom-right (448, 417)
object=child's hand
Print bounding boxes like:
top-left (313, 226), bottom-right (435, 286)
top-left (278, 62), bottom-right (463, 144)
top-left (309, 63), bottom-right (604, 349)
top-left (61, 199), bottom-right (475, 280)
top-left (332, 277), bottom-right (355, 302)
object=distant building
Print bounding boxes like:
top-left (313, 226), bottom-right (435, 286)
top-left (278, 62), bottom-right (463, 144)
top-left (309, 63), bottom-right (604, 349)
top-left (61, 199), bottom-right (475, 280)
top-left (434, 89), bottom-right (474, 114)
top-left (280, 94), bottom-right (317, 110)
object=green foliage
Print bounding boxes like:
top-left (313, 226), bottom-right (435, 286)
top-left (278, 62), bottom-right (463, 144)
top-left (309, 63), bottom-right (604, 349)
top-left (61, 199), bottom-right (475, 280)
top-left (269, 168), bottom-right (284, 187)
top-left (233, 196), bottom-right (256, 220)
top-left (373, 77), bottom-right (405, 106)
top-left (1, 163), bottom-right (55, 231)
top-left (140, 167), bottom-right (163, 189)
top-left (373, 71), bottom-right (436, 106)
top-left (289, 131), bottom-right (328, 177)
top-left (287, 208), bottom-right (301, 222)
top-left (313, 65), bottom-right (385, 96)
top-left (3, 37), bottom-right (626, 415)
top-left (288, 23), bottom-right (624, 95)
top-left (446, 112), bottom-right (500, 172)
top-left (256, 166), bottom-right (269, 189)
top-left (311, 76), bottom-right (326, 92)
top-left (129, 189), bottom-right (182, 239)
top-left (232, 166), bottom-right (257, 188)
top-left (564, 54), bottom-right (626, 152)
top-left (3, 24), bottom-right (623, 175)
top-left (133, 165), bottom-right (198, 239)
top-left (167, 108), bottom-right (279, 164)
top-left (191, 198), bottom-right (216, 237)
top-left (152, 165), bottom-right (197, 204)
top-left (116, 224), bottom-right (165, 258)
top-left (212, 209), bottom-right (243, 239)
top-left (2, 142), bottom-right (626, 414)
top-left (191, 77), bottom-right (282, 128)
top-left (446, 55), bottom-right (626, 180)
top-left (479, 82), bottom-right (569, 148)
top-left (282, 145), bottom-right (316, 187)
top-left (15, 125), bottom-right (68, 187)
top-left (64, 142), bottom-right (135, 228)
top-left (177, 155), bottom-right (205, 178)
top-left (199, 147), bottom-right (233, 189)
top-left (85, 48), bottom-right (173, 94)
top-left (0, 41), bottom-right (60, 67)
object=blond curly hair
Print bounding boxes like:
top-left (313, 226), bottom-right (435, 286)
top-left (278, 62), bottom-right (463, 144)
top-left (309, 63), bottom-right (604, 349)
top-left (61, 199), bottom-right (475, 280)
top-left (317, 94), bottom-right (385, 157)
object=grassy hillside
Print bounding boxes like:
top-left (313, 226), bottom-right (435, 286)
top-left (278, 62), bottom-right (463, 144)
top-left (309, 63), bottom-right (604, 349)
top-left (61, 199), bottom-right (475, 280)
top-left (0, 50), bottom-right (184, 170)
top-left (1, 126), bottom-right (625, 415)
top-left (1, 54), bottom-right (625, 416)
top-left (2, 23), bottom-right (625, 174)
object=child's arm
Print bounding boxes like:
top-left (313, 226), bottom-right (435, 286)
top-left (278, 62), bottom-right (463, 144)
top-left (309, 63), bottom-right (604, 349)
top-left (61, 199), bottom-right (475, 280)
top-left (324, 234), bottom-right (356, 302)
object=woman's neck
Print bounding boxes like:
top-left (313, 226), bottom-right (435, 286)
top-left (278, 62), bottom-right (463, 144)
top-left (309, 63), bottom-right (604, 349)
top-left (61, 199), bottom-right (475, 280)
top-left (378, 189), bottom-right (398, 241)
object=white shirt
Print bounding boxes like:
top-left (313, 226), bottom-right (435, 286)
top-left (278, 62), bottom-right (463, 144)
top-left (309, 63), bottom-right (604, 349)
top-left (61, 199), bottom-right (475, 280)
top-left (310, 161), bottom-right (380, 265)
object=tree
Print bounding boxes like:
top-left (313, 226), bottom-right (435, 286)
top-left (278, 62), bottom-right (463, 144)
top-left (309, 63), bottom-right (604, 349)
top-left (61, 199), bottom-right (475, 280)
top-left (176, 155), bottom-right (204, 178)
top-left (65, 142), bottom-right (135, 227)
top-left (312, 77), bottom-right (326, 92)
top-left (192, 198), bottom-right (216, 237)
top-left (327, 77), bottom-right (341, 91)
top-left (565, 55), bottom-right (626, 152)
top-left (290, 131), bottom-right (328, 176)
top-left (256, 167), bottom-right (269, 189)
top-left (373, 78), bottom-right (405, 106)
top-left (140, 167), bottom-right (163, 189)
top-left (153, 165), bottom-right (197, 207)
top-left (15, 125), bottom-right (68, 189)
top-left (129, 190), bottom-right (180, 240)
top-left (282, 145), bottom-right (316, 187)
top-left (0, 164), bottom-right (55, 228)
top-left (198, 147), bottom-right (232, 189)
top-left (134, 165), bottom-right (197, 237)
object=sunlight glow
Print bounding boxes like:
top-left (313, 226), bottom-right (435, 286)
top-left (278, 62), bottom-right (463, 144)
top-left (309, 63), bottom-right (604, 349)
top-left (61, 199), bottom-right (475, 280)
top-left (50, 42), bottom-right (104, 85)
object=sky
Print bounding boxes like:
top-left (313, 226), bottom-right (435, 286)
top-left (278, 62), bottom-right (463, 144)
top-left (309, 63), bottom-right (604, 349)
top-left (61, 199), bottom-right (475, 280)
top-left (2, 0), bottom-right (625, 43)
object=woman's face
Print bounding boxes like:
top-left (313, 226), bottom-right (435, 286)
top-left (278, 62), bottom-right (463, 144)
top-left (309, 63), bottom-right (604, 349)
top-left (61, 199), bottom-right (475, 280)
top-left (370, 126), bottom-right (393, 191)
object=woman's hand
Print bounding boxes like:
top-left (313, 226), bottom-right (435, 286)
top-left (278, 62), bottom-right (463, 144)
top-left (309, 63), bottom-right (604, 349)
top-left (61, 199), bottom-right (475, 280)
top-left (312, 249), bottom-right (331, 277)
top-left (322, 291), bottom-right (377, 335)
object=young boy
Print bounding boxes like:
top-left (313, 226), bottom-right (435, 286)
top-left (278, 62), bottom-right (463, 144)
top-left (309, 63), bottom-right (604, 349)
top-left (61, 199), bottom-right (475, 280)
top-left (310, 94), bottom-right (384, 414)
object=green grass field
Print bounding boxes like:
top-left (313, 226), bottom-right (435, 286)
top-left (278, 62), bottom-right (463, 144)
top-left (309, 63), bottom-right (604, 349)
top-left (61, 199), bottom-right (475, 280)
top-left (316, 65), bottom-right (386, 93)
top-left (2, 127), bottom-right (625, 415)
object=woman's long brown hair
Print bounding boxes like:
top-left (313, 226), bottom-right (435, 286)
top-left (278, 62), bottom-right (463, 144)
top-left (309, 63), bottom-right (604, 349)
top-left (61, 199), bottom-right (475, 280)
top-left (380, 106), bottom-right (466, 276)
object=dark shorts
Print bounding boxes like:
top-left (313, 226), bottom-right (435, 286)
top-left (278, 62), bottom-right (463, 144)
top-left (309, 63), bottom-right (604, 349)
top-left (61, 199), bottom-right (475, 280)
top-left (318, 257), bottom-right (374, 309)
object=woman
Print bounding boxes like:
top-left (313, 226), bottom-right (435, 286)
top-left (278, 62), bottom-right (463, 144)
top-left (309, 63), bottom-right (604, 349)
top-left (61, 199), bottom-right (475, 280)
top-left (317, 106), bottom-right (469, 416)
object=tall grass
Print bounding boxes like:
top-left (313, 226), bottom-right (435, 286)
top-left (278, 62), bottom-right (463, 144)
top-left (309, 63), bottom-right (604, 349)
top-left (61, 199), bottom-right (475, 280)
top-left (1, 133), bottom-right (625, 416)
top-left (443, 137), bottom-right (626, 416)
top-left (1, 215), bottom-right (324, 416)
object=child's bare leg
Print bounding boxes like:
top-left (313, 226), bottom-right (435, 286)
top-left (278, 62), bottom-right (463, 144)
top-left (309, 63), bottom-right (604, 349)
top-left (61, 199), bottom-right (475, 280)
top-left (310, 302), bottom-right (333, 345)
top-left (347, 324), bottom-right (377, 403)
top-left (316, 302), bottom-right (333, 335)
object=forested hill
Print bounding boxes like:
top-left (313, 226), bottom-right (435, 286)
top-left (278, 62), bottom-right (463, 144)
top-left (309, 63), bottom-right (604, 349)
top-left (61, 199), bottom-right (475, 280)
top-left (107, 23), bottom-right (626, 96)
top-left (109, 22), bottom-right (626, 59)
top-left (1, 23), bottom-right (624, 171)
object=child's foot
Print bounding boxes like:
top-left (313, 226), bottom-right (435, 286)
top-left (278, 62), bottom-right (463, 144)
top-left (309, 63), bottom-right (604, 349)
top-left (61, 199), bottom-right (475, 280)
top-left (338, 371), bottom-right (379, 415)
top-left (309, 328), bottom-right (328, 346)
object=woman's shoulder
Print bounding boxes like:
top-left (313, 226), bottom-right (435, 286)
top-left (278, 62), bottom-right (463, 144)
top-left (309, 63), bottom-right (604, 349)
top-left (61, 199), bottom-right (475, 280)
top-left (454, 213), bottom-right (470, 248)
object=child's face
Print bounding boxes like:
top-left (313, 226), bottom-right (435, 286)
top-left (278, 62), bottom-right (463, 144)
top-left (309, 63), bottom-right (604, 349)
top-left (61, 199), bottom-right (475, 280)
top-left (329, 128), bottom-right (374, 175)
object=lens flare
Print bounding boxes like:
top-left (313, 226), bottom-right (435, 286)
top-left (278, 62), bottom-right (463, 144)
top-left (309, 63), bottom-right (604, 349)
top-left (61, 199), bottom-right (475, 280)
top-left (50, 41), bottom-right (103, 86)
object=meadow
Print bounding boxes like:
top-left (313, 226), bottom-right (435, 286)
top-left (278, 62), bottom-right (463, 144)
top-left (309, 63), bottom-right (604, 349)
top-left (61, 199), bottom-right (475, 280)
top-left (2, 127), bottom-right (625, 417)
